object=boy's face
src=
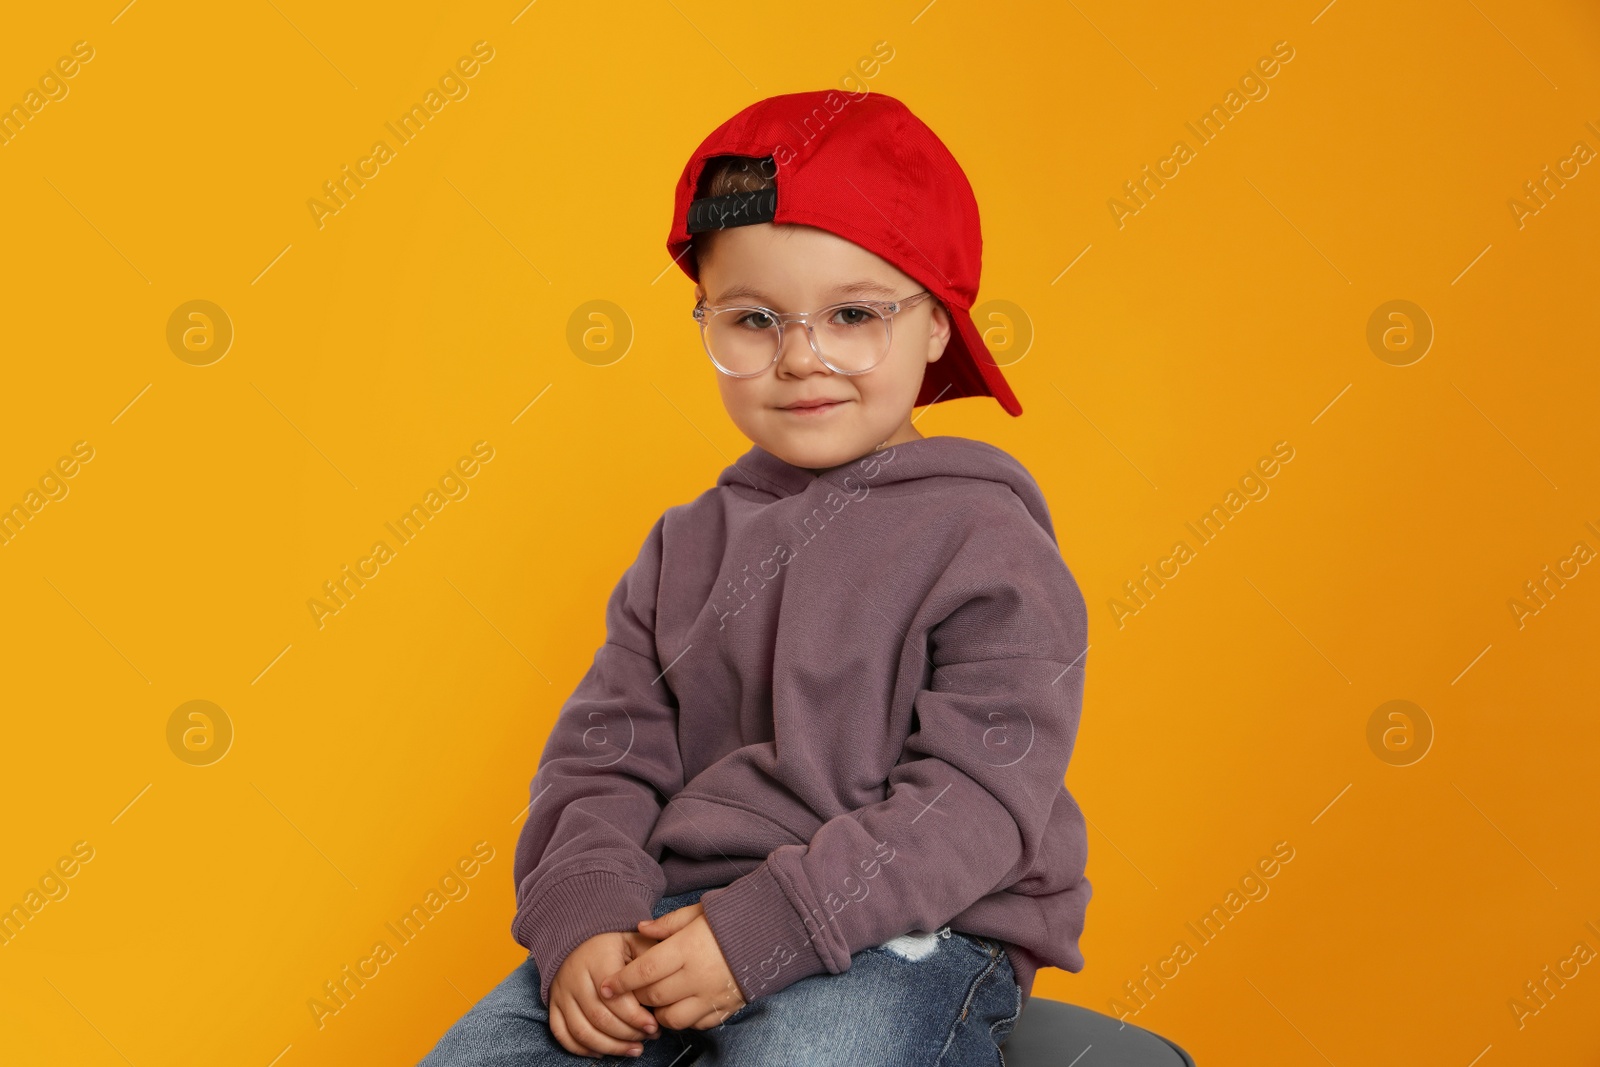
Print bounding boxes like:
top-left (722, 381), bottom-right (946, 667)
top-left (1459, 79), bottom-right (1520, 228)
top-left (693, 222), bottom-right (950, 475)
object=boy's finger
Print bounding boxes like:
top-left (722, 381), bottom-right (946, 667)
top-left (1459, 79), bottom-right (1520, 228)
top-left (548, 1001), bottom-right (602, 1059)
top-left (636, 917), bottom-right (677, 941)
top-left (562, 991), bottom-right (644, 1058)
top-left (579, 979), bottom-right (655, 1040)
top-left (600, 942), bottom-right (681, 999)
top-left (621, 930), bottom-right (659, 955)
top-left (605, 989), bottom-right (660, 1036)
top-left (637, 902), bottom-right (702, 939)
top-left (655, 993), bottom-right (716, 1033)
top-left (615, 971), bottom-right (696, 1011)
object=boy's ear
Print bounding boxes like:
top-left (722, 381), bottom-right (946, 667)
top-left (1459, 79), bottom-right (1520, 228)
top-left (926, 299), bottom-right (951, 363)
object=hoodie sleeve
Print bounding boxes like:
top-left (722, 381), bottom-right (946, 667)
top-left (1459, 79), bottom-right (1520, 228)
top-left (697, 498), bottom-right (1088, 1003)
top-left (510, 514), bottom-right (685, 1008)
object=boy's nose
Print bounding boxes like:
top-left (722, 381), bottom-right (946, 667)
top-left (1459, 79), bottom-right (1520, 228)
top-left (775, 323), bottom-right (828, 377)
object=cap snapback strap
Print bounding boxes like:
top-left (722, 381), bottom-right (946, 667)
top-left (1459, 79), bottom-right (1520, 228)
top-left (687, 188), bottom-right (778, 233)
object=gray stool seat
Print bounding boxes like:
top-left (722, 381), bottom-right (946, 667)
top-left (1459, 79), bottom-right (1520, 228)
top-left (1002, 998), bottom-right (1195, 1066)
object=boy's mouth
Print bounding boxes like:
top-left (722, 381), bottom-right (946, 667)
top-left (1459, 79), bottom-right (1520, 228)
top-left (779, 397), bottom-right (850, 414)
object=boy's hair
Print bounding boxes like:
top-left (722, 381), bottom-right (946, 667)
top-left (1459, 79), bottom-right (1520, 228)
top-left (691, 154), bottom-right (944, 321)
top-left (698, 155), bottom-right (775, 199)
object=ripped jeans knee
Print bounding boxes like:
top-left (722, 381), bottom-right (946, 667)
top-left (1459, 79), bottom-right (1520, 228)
top-left (874, 924), bottom-right (952, 960)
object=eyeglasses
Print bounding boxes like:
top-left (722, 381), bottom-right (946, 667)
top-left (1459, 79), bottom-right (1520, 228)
top-left (692, 290), bottom-right (934, 378)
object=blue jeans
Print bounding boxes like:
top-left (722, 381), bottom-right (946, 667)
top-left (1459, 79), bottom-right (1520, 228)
top-left (418, 884), bottom-right (1023, 1066)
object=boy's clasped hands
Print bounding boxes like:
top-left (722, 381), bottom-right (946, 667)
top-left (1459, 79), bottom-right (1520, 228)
top-left (547, 900), bottom-right (748, 1059)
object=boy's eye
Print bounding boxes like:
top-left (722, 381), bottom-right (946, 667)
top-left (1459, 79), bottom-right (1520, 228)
top-left (734, 310), bottom-right (777, 330)
top-left (829, 304), bottom-right (877, 327)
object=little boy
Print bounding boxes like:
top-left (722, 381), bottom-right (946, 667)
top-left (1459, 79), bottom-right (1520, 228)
top-left (420, 89), bottom-right (1090, 1066)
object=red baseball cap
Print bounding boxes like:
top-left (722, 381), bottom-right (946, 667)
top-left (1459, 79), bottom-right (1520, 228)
top-left (665, 90), bottom-right (1022, 417)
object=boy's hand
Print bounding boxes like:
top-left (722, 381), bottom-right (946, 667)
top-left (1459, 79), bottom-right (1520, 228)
top-left (599, 902), bottom-right (748, 1032)
top-left (548, 930), bottom-right (662, 1058)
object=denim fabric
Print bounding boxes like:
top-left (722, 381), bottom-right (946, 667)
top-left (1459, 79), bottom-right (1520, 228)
top-left (419, 884), bottom-right (1023, 1066)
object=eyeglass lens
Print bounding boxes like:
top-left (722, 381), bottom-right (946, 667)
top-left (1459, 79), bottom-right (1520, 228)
top-left (703, 305), bottom-right (891, 374)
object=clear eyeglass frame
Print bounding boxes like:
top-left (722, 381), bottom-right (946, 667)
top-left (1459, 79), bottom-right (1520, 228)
top-left (691, 289), bottom-right (934, 378)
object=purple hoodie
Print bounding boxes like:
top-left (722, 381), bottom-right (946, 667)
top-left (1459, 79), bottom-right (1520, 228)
top-left (511, 434), bottom-right (1090, 1010)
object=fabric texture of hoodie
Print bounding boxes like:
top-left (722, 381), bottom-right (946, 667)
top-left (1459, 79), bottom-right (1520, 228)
top-left (510, 434), bottom-right (1091, 1011)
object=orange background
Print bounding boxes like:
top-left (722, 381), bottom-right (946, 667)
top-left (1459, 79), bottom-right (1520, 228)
top-left (2, 2), bottom-right (1597, 1065)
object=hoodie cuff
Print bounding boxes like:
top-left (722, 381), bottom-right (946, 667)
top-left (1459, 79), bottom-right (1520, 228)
top-left (512, 869), bottom-right (658, 1008)
top-left (698, 861), bottom-right (829, 1003)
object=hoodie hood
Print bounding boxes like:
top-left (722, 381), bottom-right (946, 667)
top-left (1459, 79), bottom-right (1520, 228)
top-left (717, 435), bottom-right (1058, 544)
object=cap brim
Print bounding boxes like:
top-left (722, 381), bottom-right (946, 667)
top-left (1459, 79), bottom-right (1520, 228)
top-left (916, 303), bottom-right (1023, 416)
